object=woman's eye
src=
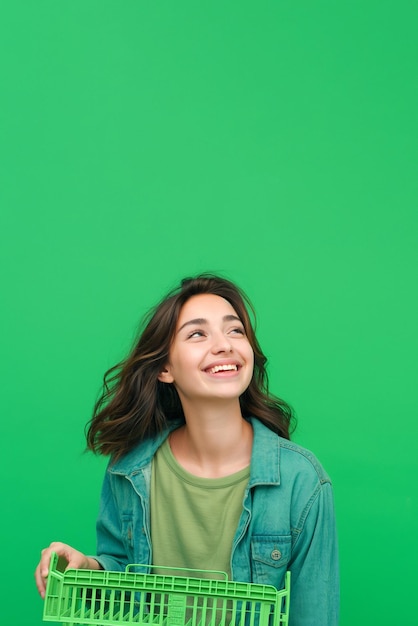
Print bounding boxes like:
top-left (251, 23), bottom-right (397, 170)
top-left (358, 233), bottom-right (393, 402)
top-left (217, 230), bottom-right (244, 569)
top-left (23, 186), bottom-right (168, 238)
top-left (230, 327), bottom-right (245, 335)
top-left (188, 330), bottom-right (205, 339)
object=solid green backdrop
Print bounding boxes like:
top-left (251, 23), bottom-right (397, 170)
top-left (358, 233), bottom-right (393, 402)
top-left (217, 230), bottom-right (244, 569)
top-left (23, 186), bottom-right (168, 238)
top-left (1, 2), bottom-right (417, 625)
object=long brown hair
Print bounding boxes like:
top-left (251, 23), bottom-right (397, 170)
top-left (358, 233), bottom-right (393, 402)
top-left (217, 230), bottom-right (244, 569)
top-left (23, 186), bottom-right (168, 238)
top-left (86, 274), bottom-right (295, 460)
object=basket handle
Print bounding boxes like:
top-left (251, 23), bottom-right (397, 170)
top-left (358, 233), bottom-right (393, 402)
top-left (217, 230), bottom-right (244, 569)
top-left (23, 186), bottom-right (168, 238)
top-left (125, 563), bottom-right (229, 581)
top-left (48, 552), bottom-right (65, 580)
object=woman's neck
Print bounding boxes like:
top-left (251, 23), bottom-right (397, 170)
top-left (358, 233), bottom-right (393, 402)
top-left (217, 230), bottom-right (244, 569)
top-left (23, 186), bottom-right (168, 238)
top-left (170, 401), bottom-right (253, 478)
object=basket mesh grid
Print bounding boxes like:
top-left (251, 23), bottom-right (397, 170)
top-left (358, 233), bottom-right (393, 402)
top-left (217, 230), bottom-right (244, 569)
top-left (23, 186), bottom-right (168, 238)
top-left (43, 554), bottom-right (290, 626)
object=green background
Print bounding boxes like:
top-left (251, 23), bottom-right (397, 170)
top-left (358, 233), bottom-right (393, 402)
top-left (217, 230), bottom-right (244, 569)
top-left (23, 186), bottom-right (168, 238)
top-left (1, 2), bottom-right (417, 625)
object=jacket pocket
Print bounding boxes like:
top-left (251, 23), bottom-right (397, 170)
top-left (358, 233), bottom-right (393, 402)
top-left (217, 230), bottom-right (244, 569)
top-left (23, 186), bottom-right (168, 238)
top-left (251, 535), bottom-right (291, 585)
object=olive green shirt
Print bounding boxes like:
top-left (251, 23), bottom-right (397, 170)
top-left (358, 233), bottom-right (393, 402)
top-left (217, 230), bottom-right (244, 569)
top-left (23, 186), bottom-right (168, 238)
top-left (150, 438), bottom-right (250, 579)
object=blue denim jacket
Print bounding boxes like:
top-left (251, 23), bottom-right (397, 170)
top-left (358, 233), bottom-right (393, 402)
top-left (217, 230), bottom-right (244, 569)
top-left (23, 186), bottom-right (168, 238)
top-left (95, 418), bottom-right (339, 626)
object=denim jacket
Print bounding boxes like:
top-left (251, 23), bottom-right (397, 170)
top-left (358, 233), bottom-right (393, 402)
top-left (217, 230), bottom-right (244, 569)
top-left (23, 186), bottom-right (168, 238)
top-left (95, 418), bottom-right (339, 626)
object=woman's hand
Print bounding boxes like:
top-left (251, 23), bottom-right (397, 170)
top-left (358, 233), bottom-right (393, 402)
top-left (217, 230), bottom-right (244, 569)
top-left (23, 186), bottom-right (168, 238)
top-left (34, 541), bottom-right (101, 598)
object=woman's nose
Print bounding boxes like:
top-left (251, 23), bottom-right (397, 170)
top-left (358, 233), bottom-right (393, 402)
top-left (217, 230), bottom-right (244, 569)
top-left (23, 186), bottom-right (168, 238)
top-left (210, 333), bottom-right (233, 353)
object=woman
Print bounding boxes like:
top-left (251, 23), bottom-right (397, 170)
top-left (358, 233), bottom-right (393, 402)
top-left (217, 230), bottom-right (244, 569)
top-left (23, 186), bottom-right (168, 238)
top-left (35, 274), bottom-right (339, 625)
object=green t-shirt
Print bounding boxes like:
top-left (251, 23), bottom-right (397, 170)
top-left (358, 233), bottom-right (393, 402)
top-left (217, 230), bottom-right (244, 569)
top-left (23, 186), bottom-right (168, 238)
top-left (150, 438), bottom-right (250, 579)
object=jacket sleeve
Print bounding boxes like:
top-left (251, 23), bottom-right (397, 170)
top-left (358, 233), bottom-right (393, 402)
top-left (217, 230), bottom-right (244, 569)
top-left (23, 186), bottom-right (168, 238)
top-left (94, 469), bottom-right (130, 572)
top-left (288, 480), bottom-right (340, 626)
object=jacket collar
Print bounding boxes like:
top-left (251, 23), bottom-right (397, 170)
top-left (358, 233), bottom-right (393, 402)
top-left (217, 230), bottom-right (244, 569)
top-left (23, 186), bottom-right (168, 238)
top-left (248, 417), bottom-right (281, 487)
top-left (109, 420), bottom-right (182, 475)
top-left (109, 417), bottom-right (281, 486)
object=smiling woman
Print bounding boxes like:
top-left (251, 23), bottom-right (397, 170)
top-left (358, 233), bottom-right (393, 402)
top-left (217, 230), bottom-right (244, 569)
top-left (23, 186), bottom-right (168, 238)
top-left (34, 274), bottom-right (339, 626)
top-left (158, 294), bottom-right (255, 413)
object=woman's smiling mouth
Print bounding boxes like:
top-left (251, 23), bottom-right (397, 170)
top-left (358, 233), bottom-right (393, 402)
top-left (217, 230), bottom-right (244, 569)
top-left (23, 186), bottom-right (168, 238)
top-left (205, 363), bottom-right (241, 375)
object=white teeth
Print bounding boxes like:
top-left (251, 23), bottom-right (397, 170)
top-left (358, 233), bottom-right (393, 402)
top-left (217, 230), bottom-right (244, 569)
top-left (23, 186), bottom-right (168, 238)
top-left (209, 364), bottom-right (238, 374)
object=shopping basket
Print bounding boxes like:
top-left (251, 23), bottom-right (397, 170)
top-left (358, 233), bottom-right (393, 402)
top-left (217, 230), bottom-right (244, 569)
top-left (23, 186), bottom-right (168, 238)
top-left (43, 552), bottom-right (290, 626)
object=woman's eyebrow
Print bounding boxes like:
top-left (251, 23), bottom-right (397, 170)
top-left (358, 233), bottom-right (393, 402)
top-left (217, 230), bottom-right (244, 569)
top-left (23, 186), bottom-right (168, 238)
top-left (223, 314), bottom-right (242, 324)
top-left (177, 315), bottom-right (241, 333)
top-left (178, 318), bottom-right (207, 333)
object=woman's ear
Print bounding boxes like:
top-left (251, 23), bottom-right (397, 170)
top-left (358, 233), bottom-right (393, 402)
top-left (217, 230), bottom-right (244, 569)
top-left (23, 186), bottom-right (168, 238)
top-left (158, 366), bottom-right (174, 384)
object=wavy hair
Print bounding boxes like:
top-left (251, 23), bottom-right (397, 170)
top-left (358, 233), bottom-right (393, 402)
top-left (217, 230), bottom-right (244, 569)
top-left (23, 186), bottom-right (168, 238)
top-left (86, 274), bottom-right (295, 460)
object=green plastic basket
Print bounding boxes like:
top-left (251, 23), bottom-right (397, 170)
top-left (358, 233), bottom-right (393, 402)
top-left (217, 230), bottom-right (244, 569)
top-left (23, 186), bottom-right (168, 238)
top-left (43, 552), bottom-right (290, 626)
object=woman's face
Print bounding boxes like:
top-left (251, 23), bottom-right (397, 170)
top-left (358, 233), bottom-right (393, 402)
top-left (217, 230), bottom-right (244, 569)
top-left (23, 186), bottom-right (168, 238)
top-left (159, 293), bottom-right (254, 408)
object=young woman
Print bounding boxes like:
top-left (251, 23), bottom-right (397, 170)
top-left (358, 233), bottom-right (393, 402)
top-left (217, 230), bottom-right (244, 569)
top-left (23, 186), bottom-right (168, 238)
top-left (35, 274), bottom-right (339, 625)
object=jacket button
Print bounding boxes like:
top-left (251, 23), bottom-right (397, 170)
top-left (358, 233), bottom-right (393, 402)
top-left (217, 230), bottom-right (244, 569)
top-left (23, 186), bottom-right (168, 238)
top-left (271, 549), bottom-right (282, 561)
